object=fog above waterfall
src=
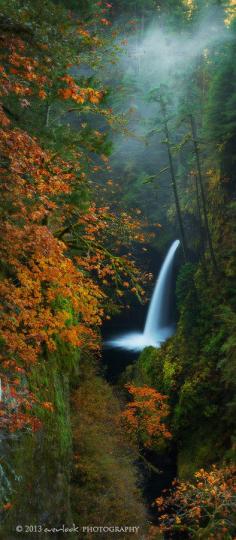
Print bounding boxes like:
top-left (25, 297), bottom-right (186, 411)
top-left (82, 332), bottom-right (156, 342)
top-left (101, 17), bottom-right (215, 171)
top-left (120, 12), bottom-right (228, 87)
top-left (108, 10), bottom-right (230, 164)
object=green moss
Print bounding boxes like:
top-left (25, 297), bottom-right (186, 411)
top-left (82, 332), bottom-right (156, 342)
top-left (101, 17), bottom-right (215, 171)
top-left (124, 256), bottom-right (236, 490)
top-left (134, 346), bottom-right (159, 386)
top-left (177, 425), bottom-right (223, 480)
top-left (2, 342), bottom-right (78, 538)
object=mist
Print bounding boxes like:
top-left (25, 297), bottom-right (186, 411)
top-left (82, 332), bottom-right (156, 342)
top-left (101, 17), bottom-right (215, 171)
top-left (103, 9), bottom-right (231, 237)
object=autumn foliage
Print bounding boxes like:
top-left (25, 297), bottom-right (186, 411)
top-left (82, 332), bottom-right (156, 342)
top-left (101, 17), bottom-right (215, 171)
top-left (59, 75), bottom-right (103, 105)
top-left (0, 6), bottom-right (145, 432)
top-left (0, 125), bottom-right (103, 430)
top-left (156, 464), bottom-right (236, 538)
top-left (121, 384), bottom-right (171, 448)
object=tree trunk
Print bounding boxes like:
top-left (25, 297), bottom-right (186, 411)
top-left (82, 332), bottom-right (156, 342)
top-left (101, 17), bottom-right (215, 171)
top-left (160, 96), bottom-right (188, 261)
top-left (193, 169), bottom-right (208, 280)
top-left (190, 115), bottom-right (218, 272)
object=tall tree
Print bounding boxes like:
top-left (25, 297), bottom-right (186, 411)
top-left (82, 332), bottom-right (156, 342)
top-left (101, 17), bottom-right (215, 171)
top-left (190, 114), bottom-right (218, 271)
top-left (160, 94), bottom-right (188, 260)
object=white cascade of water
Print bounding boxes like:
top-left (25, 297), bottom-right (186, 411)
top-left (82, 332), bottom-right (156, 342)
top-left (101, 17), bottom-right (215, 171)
top-left (106, 240), bottom-right (180, 352)
top-left (144, 239), bottom-right (180, 340)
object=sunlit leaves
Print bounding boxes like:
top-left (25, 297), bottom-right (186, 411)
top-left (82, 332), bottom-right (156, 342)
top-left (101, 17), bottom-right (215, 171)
top-left (58, 75), bottom-right (104, 105)
top-left (0, 0), bottom-right (145, 434)
top-left (121, 384), bottom-right (171, 448)
top-left (156, 464), bottom-right (236, 538)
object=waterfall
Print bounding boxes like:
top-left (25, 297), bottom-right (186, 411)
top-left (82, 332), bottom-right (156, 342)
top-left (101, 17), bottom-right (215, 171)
top-left (144, 239), bottom-right (180, 340)
top-left (106, 240), bottom-right (180, 352)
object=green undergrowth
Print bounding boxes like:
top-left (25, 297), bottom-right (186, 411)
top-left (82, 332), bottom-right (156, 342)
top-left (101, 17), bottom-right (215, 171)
top-left (123, 259), bottom-right (236, 481)
top-left (70, 360), bottom-right (147, 539)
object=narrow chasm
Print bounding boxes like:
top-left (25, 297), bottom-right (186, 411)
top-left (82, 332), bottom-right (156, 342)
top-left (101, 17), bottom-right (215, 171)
top-left (102, 247), bottom-right (181, 534)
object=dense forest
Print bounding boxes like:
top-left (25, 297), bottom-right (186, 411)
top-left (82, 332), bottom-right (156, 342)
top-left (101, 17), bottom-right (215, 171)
top-left (0, 0), bottom-right (236, 539)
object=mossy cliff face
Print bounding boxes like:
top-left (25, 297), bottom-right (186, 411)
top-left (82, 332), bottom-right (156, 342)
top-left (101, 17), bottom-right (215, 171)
top-left (1, 349), bottom-right (147, 540)
top-left (127, 262), bottom-right (236, 481)
top-left (1, 344), bottom-right (77, 539)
